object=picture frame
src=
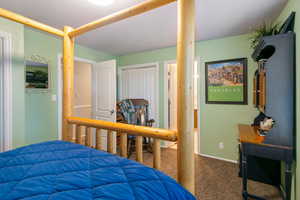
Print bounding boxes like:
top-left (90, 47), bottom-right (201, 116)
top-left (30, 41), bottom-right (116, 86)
top-left (25, 55), bottom-right (50, 92)
top-left (205, 58), bottom-right (248, 105)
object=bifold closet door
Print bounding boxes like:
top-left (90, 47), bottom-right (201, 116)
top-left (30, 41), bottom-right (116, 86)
top-left (121, 66), bottom-right (158, 127)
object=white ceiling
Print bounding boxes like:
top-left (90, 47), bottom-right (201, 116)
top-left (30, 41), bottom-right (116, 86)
top-left (0, 0), bottom-right (287, 55)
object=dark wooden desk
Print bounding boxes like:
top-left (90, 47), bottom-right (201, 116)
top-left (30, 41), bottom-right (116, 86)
top-left (238, 124), bottom-right (293, 200)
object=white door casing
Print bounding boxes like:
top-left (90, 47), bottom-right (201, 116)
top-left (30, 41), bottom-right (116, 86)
top-left (0, 31), bottom-right (12, 152)
top-left (93, 60), bottom-right (117, 152)
top-left (168, 63), bottom-right (177, 130)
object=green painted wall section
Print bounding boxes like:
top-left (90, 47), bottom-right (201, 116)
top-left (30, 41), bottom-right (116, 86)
top-left (118, 34), bottom-right (258, 161)
top-left (197, 36), bottom-right (258, 161)
top-left (0, 18), bottom-right (25, 148)
top-left (276, 0), bottom-right (300, 199)
top-left (24, 28), bottom-right (115, 145)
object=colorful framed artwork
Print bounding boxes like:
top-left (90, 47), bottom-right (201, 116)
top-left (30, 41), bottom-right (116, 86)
top-left (205, 58), bottom-right (248, 104)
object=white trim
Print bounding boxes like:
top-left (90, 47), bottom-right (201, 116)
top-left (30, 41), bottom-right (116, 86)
top-left (163, 60), bottom-right (176, 129)
top-left (163, 58), bottom-right (201, 153)
top-left (118, 62), bottom-right (160, 127)
top-left (199, 153), bottom-right (238, 164)
top-left (57, 54), bottom-right (96, 140)
top-left (0, 31), bottom-right (12, 152)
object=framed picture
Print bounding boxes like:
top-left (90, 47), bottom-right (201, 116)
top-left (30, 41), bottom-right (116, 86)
top-left (205, 58), bottom-right (248, 104)
top-left (25, 55), bottom-right (50, 90)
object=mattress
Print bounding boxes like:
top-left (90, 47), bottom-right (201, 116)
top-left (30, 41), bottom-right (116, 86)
top-left (0, 141), bottom-right (195, 200)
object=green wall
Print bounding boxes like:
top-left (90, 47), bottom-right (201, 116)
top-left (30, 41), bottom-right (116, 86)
top-left (0, 18), bottom-right (115, 147)
top-left (24, 28), bottom-right (115, 145)
top-left (276, 0), bottom-right (299, 198)
top-left (118, 34), bottom-right (258, 161)
top-left (0, 18), bottom-right (25, 148)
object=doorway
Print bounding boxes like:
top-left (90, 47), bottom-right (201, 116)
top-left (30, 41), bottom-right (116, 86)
top-left (73, 60), bottom-right (92, 119)
top-left (57, 56), bottom-right (117, 151)
top-left (164, 60), bottom-right (199, 153)
top-left (73, 60), bottom-right (117, 152)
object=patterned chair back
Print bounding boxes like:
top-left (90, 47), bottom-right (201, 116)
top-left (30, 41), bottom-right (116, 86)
top-left (117, 99), bottom-right (151, 126)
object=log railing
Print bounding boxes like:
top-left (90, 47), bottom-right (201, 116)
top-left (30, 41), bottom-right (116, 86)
top-left (67, 116), bottom-right (177, 170)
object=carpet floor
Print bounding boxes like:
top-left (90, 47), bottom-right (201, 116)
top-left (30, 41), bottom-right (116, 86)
top-left (131, 148), bottom-right (282, 200)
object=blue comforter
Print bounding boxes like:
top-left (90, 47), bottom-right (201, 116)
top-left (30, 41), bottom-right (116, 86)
top-left (0, 141), bottom-right (195, 200)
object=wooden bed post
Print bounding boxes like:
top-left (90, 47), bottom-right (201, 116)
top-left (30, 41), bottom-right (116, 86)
top-left (177, 0), bottom-right (195, 194)
top-left (62, 26), bottom-right (75, 141)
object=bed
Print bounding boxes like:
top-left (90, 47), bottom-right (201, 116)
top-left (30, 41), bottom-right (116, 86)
top-left (0, 141), bottom-right (195, 200)
top-left (0, 0), bottom-right (196, 194)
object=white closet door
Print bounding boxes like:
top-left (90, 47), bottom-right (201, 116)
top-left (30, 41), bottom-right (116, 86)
top-left (121, 65), bottom-right (158, 127)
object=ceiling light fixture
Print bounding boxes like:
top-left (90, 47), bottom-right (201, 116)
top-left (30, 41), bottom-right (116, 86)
top-left (88, 0), bottom-right (114, 6)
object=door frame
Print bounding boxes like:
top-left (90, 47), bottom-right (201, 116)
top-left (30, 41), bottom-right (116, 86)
top-left (164, 58), bottom-right (200, 128)
top-left (163, 57), bottom-right (201, 153)
top-left (118, 62), bottom-right (160, 127)
top-left (163, 60), bottom-right (176, 129)
top-left (57, 54), bottom-right (96, 139)
top-left (0, 31), bottom-right (12, 152)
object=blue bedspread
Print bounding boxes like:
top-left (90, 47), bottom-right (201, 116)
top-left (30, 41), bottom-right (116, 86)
top-left (0, 141), bottom-right (195, 200)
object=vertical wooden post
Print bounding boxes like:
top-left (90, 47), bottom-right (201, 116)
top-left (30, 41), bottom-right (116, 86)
top-left (120, 133), bottom-right (128, 157)
top-left (70, 124), bottom-right (76, 143)
top-left (76, 125), bottom-right (82, 144)
top-left (62, 26), bottom-right (75, 141)
top-left (177, 0), bottom-right (195, 194)
top-left (96, 129), bottom-right (102, 150)
top-left (153, 139), bottom-right (161, 170)
top-left (85, 127), bottom-right (92, 147)
top-left (107, 130), bottom-right (114, 153)
top-left (136, 136), bottom-right (143, 163)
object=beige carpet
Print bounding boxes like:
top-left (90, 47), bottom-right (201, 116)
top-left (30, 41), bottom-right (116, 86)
top-left (130, 148), bottom-right (282, 200)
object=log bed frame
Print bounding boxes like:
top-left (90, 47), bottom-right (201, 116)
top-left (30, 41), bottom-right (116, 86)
top-left (0, 0), bottom-right (196, 194)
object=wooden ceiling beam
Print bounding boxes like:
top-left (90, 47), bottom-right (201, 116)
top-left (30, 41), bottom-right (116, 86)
top-left (0, 8), bottom-right (64, 37)
top-left (69, 0), bottom-right (176, 38)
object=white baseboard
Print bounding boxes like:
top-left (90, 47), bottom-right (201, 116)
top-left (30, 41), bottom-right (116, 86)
top-left (199, 153), bottom-right (238, 164)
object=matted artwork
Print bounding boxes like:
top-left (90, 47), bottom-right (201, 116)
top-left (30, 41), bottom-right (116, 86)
top-left (205, 58), bottom-right (248, 104)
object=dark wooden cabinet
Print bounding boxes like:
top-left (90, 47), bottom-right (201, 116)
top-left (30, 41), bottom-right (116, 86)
top-left (238, 31), bottom-right (296, 200)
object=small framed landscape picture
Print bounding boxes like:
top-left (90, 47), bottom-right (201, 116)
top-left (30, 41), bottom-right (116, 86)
top-left (205, 58), bottom-right (248, 104)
